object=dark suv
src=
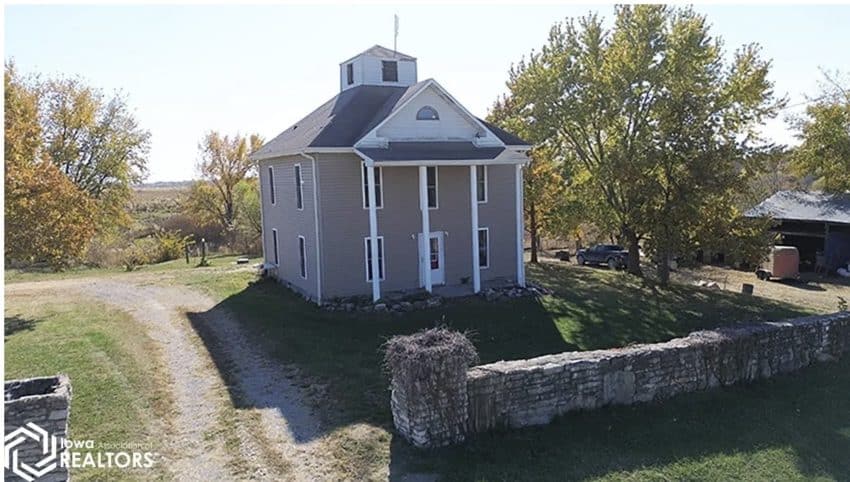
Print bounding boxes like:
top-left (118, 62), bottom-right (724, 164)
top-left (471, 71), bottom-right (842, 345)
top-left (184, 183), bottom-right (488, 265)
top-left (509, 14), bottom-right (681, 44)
top-left (576, 244), bottom-right (628, 269)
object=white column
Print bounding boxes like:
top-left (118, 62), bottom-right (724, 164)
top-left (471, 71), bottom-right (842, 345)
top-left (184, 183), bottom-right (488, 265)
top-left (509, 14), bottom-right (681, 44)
top-left (469, 165), bottom-right (481, 293)
top-left (419, 165), bottom-right (432, 292)
top-left (515, 164), bottom-right (526, 287)
top-left (367, 164), bottom-right (381, 302)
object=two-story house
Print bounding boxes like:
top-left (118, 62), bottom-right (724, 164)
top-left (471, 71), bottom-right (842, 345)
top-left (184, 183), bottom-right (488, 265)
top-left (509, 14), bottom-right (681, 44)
top-left (252, 45), bottom-right (530, 304)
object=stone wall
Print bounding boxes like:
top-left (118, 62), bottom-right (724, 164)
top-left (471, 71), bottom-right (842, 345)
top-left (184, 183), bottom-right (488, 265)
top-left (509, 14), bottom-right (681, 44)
top-left (390, 312), bottom-right (850, 447)
top-left (4, 375), bottom-right (71, 482)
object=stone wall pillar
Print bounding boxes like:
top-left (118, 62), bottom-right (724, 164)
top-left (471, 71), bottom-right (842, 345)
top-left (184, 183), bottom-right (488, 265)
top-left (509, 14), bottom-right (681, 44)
top-left (385, 329), bottom-right (476, 448)
top-left (4, 375), bottom-right (72, 482)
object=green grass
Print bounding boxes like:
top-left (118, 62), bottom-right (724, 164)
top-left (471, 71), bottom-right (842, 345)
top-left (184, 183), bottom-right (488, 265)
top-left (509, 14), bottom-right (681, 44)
top-left (5, 295), bottom-right (171, 481)
top-left (4, 254), bottom-right (259, 284)
top-left (171, 261), bottom-right (843, 480)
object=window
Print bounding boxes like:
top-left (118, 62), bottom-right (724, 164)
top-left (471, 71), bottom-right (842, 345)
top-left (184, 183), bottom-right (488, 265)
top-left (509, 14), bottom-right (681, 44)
top-left (271, 229), bottom-right (279, 266)
top-left (382, 60), bottom-right (398, 82)
top-left (427, 166), bottom-right (438, 209)
top-left (416, 106), bottom-right (439, 120)
top-left (476, 165), bottom-right (487, 203)
top-left (298, 236), bottom-right (307, 279)
top-left (478, 228), bottom-right (489, 268)
top-left (364, 236), bottom-right (385, 281)
top-left (268, 166), bottom-right (276, 204)
top-left (346, 63), bottom-right (354, 85)
top-left (361, 163), bottom-right (383, 209)
top-left (294, 164), bottom-right (303, 210)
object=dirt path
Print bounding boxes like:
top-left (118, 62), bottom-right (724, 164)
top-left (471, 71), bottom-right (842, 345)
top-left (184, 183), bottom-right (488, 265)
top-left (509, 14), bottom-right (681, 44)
top-left (7, 277), bottom-right (333, 481)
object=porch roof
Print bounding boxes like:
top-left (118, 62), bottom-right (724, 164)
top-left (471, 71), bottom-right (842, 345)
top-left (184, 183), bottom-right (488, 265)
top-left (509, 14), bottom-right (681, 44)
top-left (358, 141), bottom-right (505, 163)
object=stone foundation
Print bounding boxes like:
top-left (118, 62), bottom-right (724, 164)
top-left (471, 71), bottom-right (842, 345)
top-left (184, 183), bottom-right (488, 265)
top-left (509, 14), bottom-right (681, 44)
top-left (390, 312), bottom-right (850, 447)
top-left (4, 375), bottom-right (72, 482)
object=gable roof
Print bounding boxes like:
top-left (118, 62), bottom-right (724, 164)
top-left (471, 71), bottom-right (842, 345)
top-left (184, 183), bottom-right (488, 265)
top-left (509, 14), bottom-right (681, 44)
top-left (745, 190), bottom-right (850, 225)
top-left (252, 81), bottom-right (529, 161)
top-left (340, 45), bottom-right (416, 64)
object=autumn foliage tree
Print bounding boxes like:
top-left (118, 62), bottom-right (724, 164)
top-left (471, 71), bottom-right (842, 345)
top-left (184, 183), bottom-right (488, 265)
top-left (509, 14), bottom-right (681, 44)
top-left (5, 63), bottom-right (97, 268)
top-left (791, 71), bottom-right (850, 193)
top-left (184, 132), bottom-right (263, 251)
top-left (500, 6), bottom-right (782, 283)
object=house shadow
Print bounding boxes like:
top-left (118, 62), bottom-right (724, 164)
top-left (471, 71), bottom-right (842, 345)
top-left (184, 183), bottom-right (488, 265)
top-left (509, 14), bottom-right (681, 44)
top-left (184, 278), bottom-right (569, 445)
top-left (4, 315), bottom-right (38, 338)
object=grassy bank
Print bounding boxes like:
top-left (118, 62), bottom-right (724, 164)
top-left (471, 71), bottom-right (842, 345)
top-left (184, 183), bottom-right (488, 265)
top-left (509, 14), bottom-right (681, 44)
top-left (5, 293), bottom-right (171, 481)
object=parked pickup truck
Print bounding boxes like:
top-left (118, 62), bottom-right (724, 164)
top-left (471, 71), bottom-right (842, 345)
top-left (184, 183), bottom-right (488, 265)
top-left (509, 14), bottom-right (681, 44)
top-left (576, 244), bottom-right (628, 269)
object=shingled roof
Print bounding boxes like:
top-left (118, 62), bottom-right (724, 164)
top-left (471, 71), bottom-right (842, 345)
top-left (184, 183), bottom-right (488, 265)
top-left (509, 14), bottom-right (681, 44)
top-left (745, 190), bottom-right (850, 225)
top-left (252, 81), bottom-right (529, 161)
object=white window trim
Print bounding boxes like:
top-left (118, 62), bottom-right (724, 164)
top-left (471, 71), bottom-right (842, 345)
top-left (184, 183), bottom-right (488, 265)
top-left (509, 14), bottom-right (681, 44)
top-left (364, 236), bottom-right (386, 282)
top-left (298, 235), bottom-right (307, 279)
top-left (360, 162), bottom-right (384, 210)
top-left (477, 165), bottom-right (488, 204)
top-left (478, 227), bottom-right (490, 269)
top-left (294, 163), bottom-right (304, 211)
top-left (268, 166), bottom-right (276, 205)
top-left (271, 228), bottom-right (279, 266)
top-left (427, 166), bottom-right (439, 210)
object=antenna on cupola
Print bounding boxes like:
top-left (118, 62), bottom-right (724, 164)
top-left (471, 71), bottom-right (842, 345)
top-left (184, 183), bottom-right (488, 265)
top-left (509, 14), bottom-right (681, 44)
top-left (393, 14), bottom-right (399, 54)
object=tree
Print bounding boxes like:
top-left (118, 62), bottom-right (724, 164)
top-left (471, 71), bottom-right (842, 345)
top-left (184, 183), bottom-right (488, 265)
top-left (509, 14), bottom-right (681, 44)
top-left (5, 62), bottom-right (41, 169)
top-left (6, 158), bottom-right (97, 269)
top-left (489, 84), bottom-right (575, 264)
top-left (40, 77), bottom-right (151, 229)
top-left (507, 6), bottom-right (782, 282)
top-left (184, 132), bottom-right (263, 248)
top-left (791, 71), bottom-right (850, 193)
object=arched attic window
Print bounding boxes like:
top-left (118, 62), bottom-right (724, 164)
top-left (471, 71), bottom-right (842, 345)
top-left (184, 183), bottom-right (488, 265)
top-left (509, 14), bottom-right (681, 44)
top-left (416, 105), bottom-right (440, 120)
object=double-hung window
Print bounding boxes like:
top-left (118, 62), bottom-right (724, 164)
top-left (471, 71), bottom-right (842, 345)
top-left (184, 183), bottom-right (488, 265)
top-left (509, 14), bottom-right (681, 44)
top-left (427, 166), bottom-right (438, 209)
top-left (346, 63), bottom-right (354, 85)
top-left (294, 164), bottom-right (304, 210)
top-left (271, 229), bottom-right (279, 266)
top-left (268, 166), bottom-right (276, 204)
top-left (298, 236), bottom-right (307, 279)
top-left (361, 163), bottom-right (383, 208)
top-left (476, 165), bottom-right (487, 203)
top-left (478, 228), bottom-right (489, 268)
top-left (364, 236), bottom-right (385, 281)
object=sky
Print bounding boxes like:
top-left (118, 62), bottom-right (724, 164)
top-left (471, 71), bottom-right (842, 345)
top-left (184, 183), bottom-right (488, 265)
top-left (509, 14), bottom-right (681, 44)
top-left (5, 4), bottom-right (850, 182)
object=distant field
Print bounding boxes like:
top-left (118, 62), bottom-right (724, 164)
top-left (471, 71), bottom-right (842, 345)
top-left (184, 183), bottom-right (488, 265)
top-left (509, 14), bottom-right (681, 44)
top-left (131, 181), bottom-right (192, 225)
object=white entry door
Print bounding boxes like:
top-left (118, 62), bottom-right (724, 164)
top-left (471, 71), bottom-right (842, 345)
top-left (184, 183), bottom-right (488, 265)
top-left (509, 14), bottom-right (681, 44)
top-left (419, 232), bottom-right (446, 286)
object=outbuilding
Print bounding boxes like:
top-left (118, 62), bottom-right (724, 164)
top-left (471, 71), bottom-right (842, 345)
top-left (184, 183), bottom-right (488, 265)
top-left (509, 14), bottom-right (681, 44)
top-left (745, 190), bottom-right (850, 273)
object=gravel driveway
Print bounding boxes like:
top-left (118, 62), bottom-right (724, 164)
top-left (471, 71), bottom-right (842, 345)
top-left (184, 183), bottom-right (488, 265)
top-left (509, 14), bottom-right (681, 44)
top-left (6, 276), bottom-right (334, 481)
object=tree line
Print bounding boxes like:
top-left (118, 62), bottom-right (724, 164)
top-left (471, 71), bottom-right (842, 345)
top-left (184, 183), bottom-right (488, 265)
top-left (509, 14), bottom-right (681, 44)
top-left (5, 62), bottom-right (263, 270)
top-left (488, 5), bottom-right (850, 284)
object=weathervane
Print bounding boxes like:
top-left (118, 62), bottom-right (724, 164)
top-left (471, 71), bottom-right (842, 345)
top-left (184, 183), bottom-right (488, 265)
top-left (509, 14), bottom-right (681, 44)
top-left (394, 14), bottom-right (399, 54)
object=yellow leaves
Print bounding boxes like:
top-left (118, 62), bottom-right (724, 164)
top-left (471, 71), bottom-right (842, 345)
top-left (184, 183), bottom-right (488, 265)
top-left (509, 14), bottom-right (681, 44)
top-left (5, 161), bottom-right (97, 269)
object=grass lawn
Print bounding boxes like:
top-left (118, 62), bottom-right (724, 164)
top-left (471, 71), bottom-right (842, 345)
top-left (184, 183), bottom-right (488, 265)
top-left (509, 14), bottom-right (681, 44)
top-left (5, 293), bottom-right (171, 481)
top-left (172, 260), bottom-right (847, 480)
top-left (4, 254), bottom-right (259, 284)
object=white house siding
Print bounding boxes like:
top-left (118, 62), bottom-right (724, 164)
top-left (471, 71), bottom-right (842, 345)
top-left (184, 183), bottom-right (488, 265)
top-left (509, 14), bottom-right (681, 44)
top-left (316, 153), bottom-right (520, 299)
top-left (376, 87), bottom-right (480, 141)
top-left (259, 155), bottom-right (320, 300)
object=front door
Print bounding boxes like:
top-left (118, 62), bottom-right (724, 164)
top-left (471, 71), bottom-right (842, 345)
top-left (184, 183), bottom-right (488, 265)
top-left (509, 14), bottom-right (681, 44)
top-left (419, 232), bottom-right (445, 286)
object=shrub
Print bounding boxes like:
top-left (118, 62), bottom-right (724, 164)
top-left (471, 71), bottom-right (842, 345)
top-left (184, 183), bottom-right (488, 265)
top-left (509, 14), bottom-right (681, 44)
top-left (383, 327), bottom-right (479, 380)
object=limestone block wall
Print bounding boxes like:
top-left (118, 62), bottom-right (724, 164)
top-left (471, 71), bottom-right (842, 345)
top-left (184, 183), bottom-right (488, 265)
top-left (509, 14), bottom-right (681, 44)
top-left (466, 312), bottom-right (850, 433)
top-left (4, 375), bottom-right (72, 482)
top-left (390, 312), bottom-right (850, 447)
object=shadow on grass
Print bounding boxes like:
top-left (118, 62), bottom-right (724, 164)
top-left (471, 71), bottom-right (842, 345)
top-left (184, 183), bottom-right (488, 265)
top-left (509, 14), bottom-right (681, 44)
top-left (4, 315), bottom-right (38, 337)
top-left (185, 278), bottom-right (566, 443)
top-left (184, 262), bottom-right (836, 479)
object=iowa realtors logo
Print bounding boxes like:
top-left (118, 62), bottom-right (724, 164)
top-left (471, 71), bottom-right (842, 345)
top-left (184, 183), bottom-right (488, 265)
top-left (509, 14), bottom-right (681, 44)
top-left (4, 422), bottom-right (159, 481)
top-left (4, 423), bottom-right (60, 481)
